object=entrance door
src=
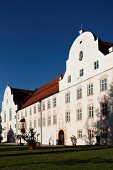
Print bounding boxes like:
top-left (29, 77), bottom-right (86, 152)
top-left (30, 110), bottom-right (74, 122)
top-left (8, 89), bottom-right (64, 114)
top-left (58, 130), bottom-right (64, 145)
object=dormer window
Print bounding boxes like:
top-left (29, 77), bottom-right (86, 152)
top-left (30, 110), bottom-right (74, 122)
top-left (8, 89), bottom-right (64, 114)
top-left (79, 69), bottom-right (84, 77)
top-left (94, 60), bottom-right (99, 70)
top-left (79, 51), bottom-right (83, 61)
top-left (68, 75), bottom-right (71, 83)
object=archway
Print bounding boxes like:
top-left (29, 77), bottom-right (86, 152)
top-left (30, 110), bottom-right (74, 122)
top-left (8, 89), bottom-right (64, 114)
top-left (58, 130), bottom-right (64, 145)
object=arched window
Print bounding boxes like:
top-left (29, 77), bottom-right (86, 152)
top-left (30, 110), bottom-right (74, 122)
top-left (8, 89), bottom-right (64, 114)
top-left (79, 51), bottom-right (83, 61)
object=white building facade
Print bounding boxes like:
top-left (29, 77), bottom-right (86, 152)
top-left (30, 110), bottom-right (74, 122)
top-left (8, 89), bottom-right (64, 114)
top-left (2, 30), bottom-right (113, 145)
top-left (1, 86), bottom-right (33, 142)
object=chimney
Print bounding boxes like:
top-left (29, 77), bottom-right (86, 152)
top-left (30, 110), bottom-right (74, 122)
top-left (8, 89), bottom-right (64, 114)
top-left (109, 46), bottom-right (113, 53)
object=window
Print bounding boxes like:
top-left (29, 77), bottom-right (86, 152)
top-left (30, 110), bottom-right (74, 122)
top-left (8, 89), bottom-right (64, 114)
top-left (68, 75), bottom-right (71, 83)
top-left (87, 84), bottom-right (93, 95)
top-left (65, 92), bottom-right (70, 103)
top-left (88, 129), bottom-right (94, 138)
top-left (100, 79), bottom-right (107, 91)
top-left (29, 120), bottom-right (32, 128)
top-left (47, 100), bottom-right (51, 109)
top-left (34, 105), bottom-right (36, 114)
top-left (25, 110), bottom-right (27, 117)
top-left (77, 109), bottom-right (82, 120)
top-left (65, 112), bottom-right (70, 122)
top-left (34, 120), bottom-right (37, 128)
top-left (9, 108), bottom-right (12, 121)
top-left (79, 51), bottom-right (83, 61)
top-left (47, 115), bottom-right (51, 125)
top-left (53, 115), bottom-right (57, 125)
top-left (94, 60), bottom-right (99, 70)
top-left (101, 128), bottom-right (108, 138)
top-left (77, 88), bottom-right (82, 99)
top-left (43, 117), bottom-right (46, 126)
top-left (30, 107), bottom-right (32, 115)
top-left (88, 106), bottom-right (94, 118)
top-left (21, 112), bottom-right (23, 118)
top-left (79, 69), bottom-right (84, 77)
top-left (42, 102), bottom-right (45, 111)
top-left (53, 97), bottom-right (56, 107)
top-left (77, 130), bottom-right (82, 138)
top-left (4, 112), bottom-right (6, 123)
top-left (38, 104), bottom-right (41, 112)
top-left (101, 103), bottom-right (108, 116)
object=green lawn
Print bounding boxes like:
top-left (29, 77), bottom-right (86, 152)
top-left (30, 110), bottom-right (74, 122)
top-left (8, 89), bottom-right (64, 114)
top-left (0, 145), bottom-right (113, 170)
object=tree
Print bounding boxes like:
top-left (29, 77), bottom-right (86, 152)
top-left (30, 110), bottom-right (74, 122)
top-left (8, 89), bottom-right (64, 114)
top-left (70, 135), bottom-right (77, 146)
top-left (21, 128), bottom-right (37, 150)
top-left (94, 83), bottom-right (113, 145)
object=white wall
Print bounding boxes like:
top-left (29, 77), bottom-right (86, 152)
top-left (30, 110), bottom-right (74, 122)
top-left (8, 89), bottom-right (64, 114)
top-left (1, 86), bottom-right (17, 142)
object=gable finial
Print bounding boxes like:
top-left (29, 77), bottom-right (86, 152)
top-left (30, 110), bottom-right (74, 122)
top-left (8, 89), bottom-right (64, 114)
top-left (79, 24), bottom-right (84, 35)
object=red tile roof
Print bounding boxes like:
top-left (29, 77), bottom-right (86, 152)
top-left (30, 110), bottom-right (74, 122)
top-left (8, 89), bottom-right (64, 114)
top-left (10, 87), bottom-right (33, 108)
top-left (19, 74), bottom-right (64, 110)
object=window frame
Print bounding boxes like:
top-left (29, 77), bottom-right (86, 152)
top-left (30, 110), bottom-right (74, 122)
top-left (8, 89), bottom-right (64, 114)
top-left (87, 84), bottom-right (93, 96)
top-left (77, 88), bottom-right (82, 99)
top-left (100, 78), bottom-right (107, 91)
top-left (94, 60), bottom-right (99, 70)
top-left (65, 111), bottom-right (70, 122)
top-left (77, 109), bottom-right (82, 120)
top-left (88, 106), bottom-right (94, 118)
top-left (65, 92), bottom-right (70, 103)
top-left (77, 130), bottom-right (82, 138)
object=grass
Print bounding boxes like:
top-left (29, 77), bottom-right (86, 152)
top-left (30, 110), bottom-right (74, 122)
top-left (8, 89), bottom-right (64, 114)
top-left (0, 145), bottom-right (113, 170)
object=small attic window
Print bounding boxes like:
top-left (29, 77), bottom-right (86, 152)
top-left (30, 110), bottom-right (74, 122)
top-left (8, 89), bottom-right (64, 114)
top-left (80, 41), bottom-right (82, 44)
top-left (79, 51), bottom-right (83, 61)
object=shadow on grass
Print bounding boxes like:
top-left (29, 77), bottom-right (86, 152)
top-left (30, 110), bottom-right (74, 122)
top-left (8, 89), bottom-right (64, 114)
top-left (0, 157), bottom-right (113, 169)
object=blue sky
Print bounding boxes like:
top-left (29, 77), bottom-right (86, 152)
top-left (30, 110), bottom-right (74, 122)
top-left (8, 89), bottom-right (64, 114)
top-left (0, 0), bottom-right (113, 106)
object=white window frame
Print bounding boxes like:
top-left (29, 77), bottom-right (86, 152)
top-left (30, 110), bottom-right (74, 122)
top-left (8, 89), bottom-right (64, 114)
top-left (79, 69), bottom-right (84, 77)
top-left (38, 103), bottom-right (41, 112)
top-left (25, 110), bottom-right (27, 117)
top-left (42, 102), bottom-right (45, 111)
top-left (34, 105), bottom-right (36, 114)
top-left (65, 111), bottom-right (70, 122)
top-left (88, 129), bottom-right (94, 138)
top-left (88, 106), bottom-right (94, 118)
top-left (30, 107), bottom-right (32, 115)
top-left (47, 100), bottom-right (51, 109)
top-left (47, 115), bottom-right (51, 126)
top-left (87, 84), bottom-right (93, 95)
top-left (100, 79), bottom-right (107, 91)
top-left (65, 92), bottom-right (70, 103)
top-left (94, 60), bottom-right (99, 70)
top-left (77, 109), bottom-right (82, 120)
top-left (34, 119), bottom-right (37, 128)
top-left (53, 114), bottom-right (57, 125)
top-left (53, 97), bottom-right (56, 108)
top-left (77, 88), bottom-right (82, 99)
top-left (68, 75), bottom-right (71, 83)
top-left (77, 130), bottom-right (82, 138)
